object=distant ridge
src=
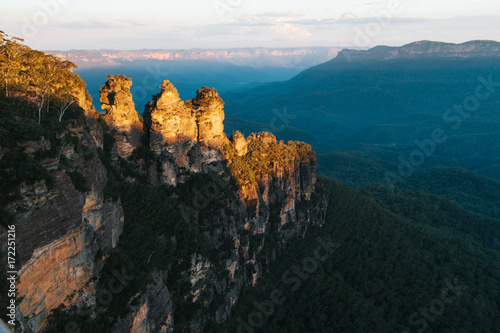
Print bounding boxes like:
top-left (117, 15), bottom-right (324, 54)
top-left (45, 46), bottom-right (342, 69)
top-left (337, 40), bottom-right (500, 61)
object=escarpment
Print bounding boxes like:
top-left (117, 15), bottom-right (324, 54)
top-left (6, 73), bottom-right (327, 333)
top-left (5, 86), bottom-right (124, 332)
top-left (100, 79), bottom-right (326, 331)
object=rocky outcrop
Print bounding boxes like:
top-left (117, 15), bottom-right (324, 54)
top-left (161, 132), bottom-right (328, 329)
top-left (228, 132), bottom-right (324, 236)
top-left (99, 83), bottom-right (325, 330)
top-left (143, 81), bottom-right (227, 186)
top-left (192, 87), bottom-right (225, 148)
top-left (100, 75), bottom-right (143, 158)
top-left (230, 131), bottom-right (247, 156)
top-left (143, 80), bottom-right (198, 152)
top-left (5, 68), bottom-right (327, 333)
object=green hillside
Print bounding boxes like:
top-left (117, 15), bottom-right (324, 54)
top-left (318, 150), bottom-right (500, 219)
top-left (218, 176), bottom-right (500, 332)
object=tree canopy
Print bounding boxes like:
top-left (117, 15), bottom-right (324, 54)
top-left (0, 32), bottom-right (84, 122)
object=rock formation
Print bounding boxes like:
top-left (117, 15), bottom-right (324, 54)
top-left (165, 131), bottom-right (327, 329)
top-left (143, 80), bottom-right (198, 152)
top-left (143, 81), bottom-right (227, 186)
top-left (5, 71), bottom-right (326, 333)
top-left (100, 75), bottom-right (143, 158)
top-left (192, 87), bottom-right (225, 148)
top-left (226, 132), bottom-right (323, 234)
top-left (230, 131), bottom-right (247, 156)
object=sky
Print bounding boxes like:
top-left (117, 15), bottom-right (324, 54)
top-left (1, 0), bottom-right (500, 50)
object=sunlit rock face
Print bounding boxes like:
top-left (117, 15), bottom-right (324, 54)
top-left (143, 81), bottom-right (227, 186)
top-left (230, 131), bottom-right (248, 156)
top-left (192, 87), bottom-right (225, 148)
top-left (11, 95), bottom-right (124, 332)
top-left (100, 75), bottom-right (143, 158)
top-left (143, 80), bottom-right (198, 153)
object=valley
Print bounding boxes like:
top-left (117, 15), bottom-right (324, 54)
top-left (0, 34), bottom-right (499, 333)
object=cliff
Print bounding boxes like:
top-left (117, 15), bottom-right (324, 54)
top-left (46, 47), bottom-right (342, 70)
top-left (0, 40), bottom-right (327, 333)
top-left (2, 87), bottom-right (124, 332)
top-left (337, 40), bottom-right (500, 62)
top-left (101, 81), bottom-right (326, 330)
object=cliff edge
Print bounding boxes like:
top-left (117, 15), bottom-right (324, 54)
top-left (0, 34), bottom-right (327, 333)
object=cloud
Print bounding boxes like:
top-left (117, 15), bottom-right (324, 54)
top-left (224, 18), bottom-right (274, 27)
top-left (285, 16), bottom-right (429, 26)
top-left (282, 18), bottom-right (336, 26)
top-left (355, 2), bottom-right (382, 5)
top-left (337, 17), bottom-right (429, 24)
top-left (272, 23), bottom-right (311, 39)
top-left (254, 10), bottom-right (306, 18)
top-left (340, 12), bottom-right (358, 20)
top-left (54, 19), bottom-right (146, 29)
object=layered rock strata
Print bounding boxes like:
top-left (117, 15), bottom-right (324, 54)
top-left (11, 99), bottom-right (124, 332)
top-left (8, 76), bottom-right (327, 333)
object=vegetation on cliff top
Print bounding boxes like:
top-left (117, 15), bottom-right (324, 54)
top-left (0, 31), bottom-right (89, 123)
top-left (223, 131), bottom-right (315, 187)
top-left (0, 33), bottom-right (94, 227)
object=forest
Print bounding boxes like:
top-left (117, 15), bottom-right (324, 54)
top-left (218, 176), bottom-right (500, 332)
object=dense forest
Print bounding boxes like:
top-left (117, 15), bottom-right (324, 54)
top-left (317, 150), bottom-right (500, 220)
top-left (218, 176), bottom-right (500, 332)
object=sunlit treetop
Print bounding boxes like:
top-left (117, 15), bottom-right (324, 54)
top-left (0, 32), bottom-right (87, 122)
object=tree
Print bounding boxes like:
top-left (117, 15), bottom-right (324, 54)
top-left (54, 92), bottom-right (76, 122)
top-left (0, 32), bottom-right (82, 123)
top-left (26, 52), bottom-right (60, 123)
top-left (27, 55), bottom-right (52, 123)
top-left (0, 31), bottom-right (30, 97)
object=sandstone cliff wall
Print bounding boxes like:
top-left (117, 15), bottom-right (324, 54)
top-left (6, 91), bottom-right (124, 332)
top-left (8, 76), bottom-right (327, 333)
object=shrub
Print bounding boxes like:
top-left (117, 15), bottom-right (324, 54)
top-left (67, 170), bottom-right (90, 192)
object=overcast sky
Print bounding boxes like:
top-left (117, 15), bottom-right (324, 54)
top-left (2, 0), bottom-right (500, 50)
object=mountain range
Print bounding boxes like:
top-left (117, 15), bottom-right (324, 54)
top-left (1, 36), bottom-right (499, 332)
top-left (46, 47), bottom-right (343, 70)
top-left (47, 47), bottom-right (343, 112)
top-left (223, 40), bottom-right (500, 186)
